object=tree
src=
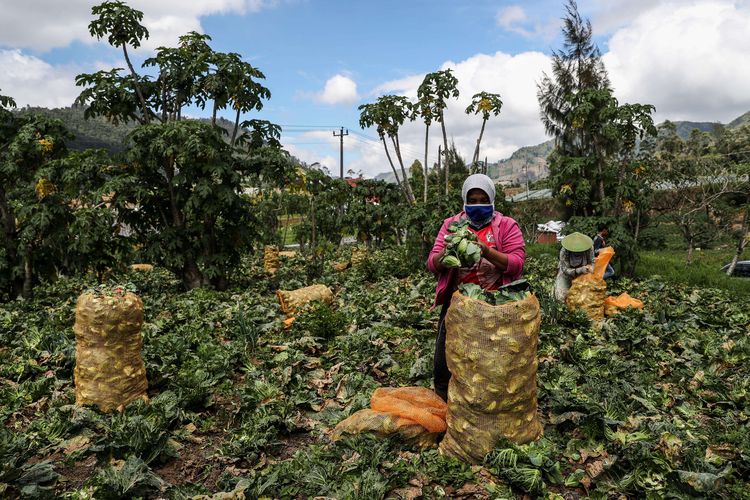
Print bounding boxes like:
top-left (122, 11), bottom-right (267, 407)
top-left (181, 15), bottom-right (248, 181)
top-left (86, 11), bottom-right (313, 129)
top-left (79, 7), bottom-right (273, 138)
top-left (465, 92), bottom-right (503, 166)
top-left (1, 92), bottom-right (126, 299)
top-left (655, 130), bottom-right (734, 263)
top-left (537, 0), bottom-right (611, 214)
top-left (88, 1), bottom-right (153, 123)
top-left (358, 96), bottom-right (416, 205)
top-left (119, 121), bottom-right (258, 290)
top-left (719, 125), bottom-right (750, 275)
top-left (415, 85), bottom-right (438, 203)
top-left (418, 70), bottom-right (459, 195)
top-left (76, 1), bottom-right (280, 290)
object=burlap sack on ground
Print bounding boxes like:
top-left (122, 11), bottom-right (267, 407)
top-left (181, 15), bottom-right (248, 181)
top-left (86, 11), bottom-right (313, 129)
top-left (332, 387), bottom-right (447, 449)
top-left (276, 284), bottom-right (333, 316)
top-left (351, 246), bottom-right (367, 267)
top-left (604, 292), bottom-right (644, 317)
top-left (439, 291), bottom-right (543, 464)
top-left (74, 291), bottom-right (148, 412)
top-left (264, 246), bottom-right (280, 274)
top-left (566, 275), bottom-right (607, 321)
top-left (278, 250), bottom-right (297, 258)
top-left (129, 264), bottom-right (153, 272)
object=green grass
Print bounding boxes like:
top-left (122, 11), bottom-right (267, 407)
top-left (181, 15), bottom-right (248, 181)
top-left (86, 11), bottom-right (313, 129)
top-left (525, 241), bottom-right (750, 294)
top-left (525, 243), bottom-right (559, 260)
top-left (636, 248), bottom-right (750, 294)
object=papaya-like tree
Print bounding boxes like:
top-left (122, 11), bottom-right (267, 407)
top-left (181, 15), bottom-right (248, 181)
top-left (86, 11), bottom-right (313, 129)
top-left (465, 92), bottom-right (503, 167)
top-left (88, 0), bottom-right (153, 123)
top-left (1, 93), bottom-right (126, 299)
top-left (76, 1), bottom-right (281, 290)
top-left (418, 70), bottom-right (459, 194)
top-left (415, 88), bottom-right (438, 202)
top-left (358, 96), bottom-right (416, 205)
top-left (119, 121), bottom-right (258, 290)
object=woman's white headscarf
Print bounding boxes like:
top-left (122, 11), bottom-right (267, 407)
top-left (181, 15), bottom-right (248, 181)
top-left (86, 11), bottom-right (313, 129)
top-left (461, 174), bottom-right (496, 204)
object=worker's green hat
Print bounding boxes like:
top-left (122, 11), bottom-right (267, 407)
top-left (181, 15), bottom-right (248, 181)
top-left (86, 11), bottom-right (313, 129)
top-left (561, 232), bottom-right (593, 252)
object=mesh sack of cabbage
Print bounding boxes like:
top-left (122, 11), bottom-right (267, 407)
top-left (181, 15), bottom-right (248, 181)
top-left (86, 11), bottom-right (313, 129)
top-left (332, 387), bottom-right (447, 449)
top-left (264, 245), bottom-right (280, 274)
top-left (439, 289), bottom-right (543, 463)
top-left (351, 246), bottom-right (368, 266)
top-left (566, 275), bottom-right (607, 321)
top-left (73, 290), bottom-right (148, 412)
top-left (276, 284), bottom-right (333, 317)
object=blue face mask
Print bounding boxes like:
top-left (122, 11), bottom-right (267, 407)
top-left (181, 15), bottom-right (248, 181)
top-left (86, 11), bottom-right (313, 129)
top-left (464, 204), bottom-right (494, 227)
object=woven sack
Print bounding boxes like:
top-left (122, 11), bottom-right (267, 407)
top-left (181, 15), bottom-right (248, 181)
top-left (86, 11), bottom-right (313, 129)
top-left (74, 291), bottom-right (148, 412)
top-left (332, 386), bottom-right (447, 449)
top-left (351, 246), bottom-right (367, 267)
top-left (439, 291), bottom-right (543, 463)
top-left (566, 275), bottom-right (607, 321)
top-left (604, 292), bottom-right (644, 317)
top-left (276, 284), bottom-right (333, 316)
top-left (264, 246), bottom-right (280, 274)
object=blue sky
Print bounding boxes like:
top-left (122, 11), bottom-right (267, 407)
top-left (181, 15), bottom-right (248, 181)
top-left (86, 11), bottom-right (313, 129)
top-left (2, 0), bottom-right (749, 177)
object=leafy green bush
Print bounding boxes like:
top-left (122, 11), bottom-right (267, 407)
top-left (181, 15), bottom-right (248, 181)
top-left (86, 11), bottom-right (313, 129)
top-left (292, 302), bottom-right (349, 340)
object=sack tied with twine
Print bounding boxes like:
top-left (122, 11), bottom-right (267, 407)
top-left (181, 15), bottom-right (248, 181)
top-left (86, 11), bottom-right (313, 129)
top-left (74, 291), bottom-right (148, 412)
top-left (439, 291), bottom-right (543, 463)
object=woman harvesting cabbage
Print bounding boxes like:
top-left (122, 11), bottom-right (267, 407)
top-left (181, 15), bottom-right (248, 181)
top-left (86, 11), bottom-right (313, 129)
top-left (427, 174), bottom-right (525, 401)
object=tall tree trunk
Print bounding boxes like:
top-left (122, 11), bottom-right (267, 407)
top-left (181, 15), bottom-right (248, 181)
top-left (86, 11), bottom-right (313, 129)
top-left (161, 84), bottom-right (168, 123)
top-left (310, 197), bottom-right (317, 253)
top-left (391, 135), bottom-right (415, 205)
top-left (473, 118), bottom-right (487, 165)
top-left (423, 123), bottom-right (429, 203)
top-left (231, 107), bottom-right (241, 146)
top-left (381, 137), bottom-right (409, 204)
top-left (0, 187), bottom-right (22, 297)
top-left (182, 260), bottom-right (203, 290)
top-left (440, 114), bottom-right (449, 196)
top-left (122, 45), bottom-right (150, 124)
top-left (212, 101), bottom-right (218, 127)
top-left (727, 207), bottom-right (749, 276)
top-left (22, 251), bottom-right (33, 298)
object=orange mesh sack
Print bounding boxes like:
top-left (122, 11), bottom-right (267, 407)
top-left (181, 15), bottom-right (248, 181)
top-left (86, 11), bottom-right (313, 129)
top-left (592, 246), bottom-right (614, 279)
top-left (276, 284), bottom-right (333, 316)
top-left (332, 409), bottom-right (442, 449)
top-left (604, 292), bottom-right (644, 317)
top-left (370, 387), bottom-right (447, 433)
top-left (566, 275), bottom-right (607, 321)
top-left (264, 246), bottom-right (280, 274)
top-left (439, 291), bottom-right (543, 464)
top-left (74, 291), bottom-right (148, 412)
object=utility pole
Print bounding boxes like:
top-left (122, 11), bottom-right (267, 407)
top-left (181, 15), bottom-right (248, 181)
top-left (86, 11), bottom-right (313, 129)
top-left (333, 127), bottom-right (349, 179)
top-left (524, 163), bottom-right (529, 195)
top-left (437, 145), bottom-right (442, 195)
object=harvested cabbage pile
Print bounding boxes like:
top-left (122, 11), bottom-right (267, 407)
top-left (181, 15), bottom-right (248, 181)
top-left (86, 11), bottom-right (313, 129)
top-left (458, 279), bottom-right (531, 305)
top-left (440, 218), bottom-right (482, 268)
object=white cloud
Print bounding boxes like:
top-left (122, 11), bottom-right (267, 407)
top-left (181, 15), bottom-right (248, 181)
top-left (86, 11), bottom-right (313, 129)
top-left (494, 4), bottom-right (559, 40)
top-left (0, 50), bottom-right (80, 108)
top-left (316, 74), bottom-right (359, 105)
top-left (603, 0), bottom-right (750, 122)
top-left (359, 50), bottom-right (553, 177)
top-left (496, 6), bottom-right (527, 30)
top-left (0, 0), bottom-right (282, 52)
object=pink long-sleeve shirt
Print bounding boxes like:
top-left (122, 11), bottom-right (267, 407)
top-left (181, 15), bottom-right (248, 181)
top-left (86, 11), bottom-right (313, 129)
top-left (426, 211), bottom-right (526, 309)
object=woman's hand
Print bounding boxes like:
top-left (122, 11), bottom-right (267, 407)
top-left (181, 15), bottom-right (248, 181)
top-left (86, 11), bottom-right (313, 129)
top-left (478, 242), bottom-right (509, 271)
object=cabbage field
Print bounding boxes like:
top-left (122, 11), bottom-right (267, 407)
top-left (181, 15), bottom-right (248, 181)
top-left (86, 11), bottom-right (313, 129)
top-left (1, 248), bottom-right (748, 499)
